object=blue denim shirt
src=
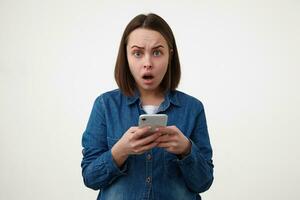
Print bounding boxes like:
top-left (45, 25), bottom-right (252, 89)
top-left (81, 89), bottom-right (214, 200)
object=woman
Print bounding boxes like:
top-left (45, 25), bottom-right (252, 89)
top-left (81, 13), bottom-right (214, 200)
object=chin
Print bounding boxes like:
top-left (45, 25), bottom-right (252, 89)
top-left (141, 85), bottom-right (159, 92)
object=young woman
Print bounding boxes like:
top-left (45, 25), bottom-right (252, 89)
top-left (81, 13), bottom-right (214, 200)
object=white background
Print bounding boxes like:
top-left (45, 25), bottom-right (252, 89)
top-left (1, 0), bottom-right (299, 199)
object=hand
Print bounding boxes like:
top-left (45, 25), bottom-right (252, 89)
top-left (111, 126), bottom-right (161, 167)
top-left (155, 126), bottom-right (191, 157)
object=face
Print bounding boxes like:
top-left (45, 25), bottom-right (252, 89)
top-left (126, 28), bottom-right (170, 95)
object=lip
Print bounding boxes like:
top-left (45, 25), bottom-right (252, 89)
top-left (142, 78), bottom-right (154, 85)
top-left (141, 72), bottom-right (155, 85)
top-left (142, 72), bottom-right (154, 77)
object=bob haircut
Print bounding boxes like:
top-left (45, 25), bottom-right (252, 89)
top-left (114, 13), bottom-right (181, 96)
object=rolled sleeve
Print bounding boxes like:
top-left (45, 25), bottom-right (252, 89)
top-left (177, 140), bottom-right (214, 193)
top-left (81, 95), bottom-right (128, 190)
top-left (105, 149), bottom-right (128, 183)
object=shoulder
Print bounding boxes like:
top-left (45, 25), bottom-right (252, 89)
top-left (92, 89), bottom-right (122, 104)
top-left (101, 89), bottom-right (122, 98)
top-left (94, 89), bottom-right (129, 107)
top-left (172, 90), bottom-right (204, 110)
top-left (95, 89), bottom-right (122, 100)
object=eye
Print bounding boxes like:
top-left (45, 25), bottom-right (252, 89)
top-left (153, 50), bottom-right (161, 57)
top-left (133, 51), bottom-right (142, 58)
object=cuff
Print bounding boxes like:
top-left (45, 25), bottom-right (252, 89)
top-left (177, 140), bottom-right (197, 165)
top-left (104, 149), bottom-right (128, 179)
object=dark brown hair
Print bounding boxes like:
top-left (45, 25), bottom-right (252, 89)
top-left (114, 13), bottom-right (181, 96)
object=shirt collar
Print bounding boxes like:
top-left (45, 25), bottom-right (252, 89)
top-left (166, 90), bottom-right (181, 107)
top-left (126, 89), bottom-right (140, 105)
top-left (126, 89), bottom-right (181, 107)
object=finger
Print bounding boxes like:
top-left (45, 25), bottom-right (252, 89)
top-left (128, 126), bottom-right (139, 133)
top-left (133, 126), bottom-right (152, 139)
top-left (155, 134), bottom-right (173, 143)
top-left (135, 132), bottom-right (161, 147)
top-left (158, 126), bottom-right (177, 136)
top-left (137, 141), bottom-right (159, 153)
top-left (156, 127), bottom-right (169, 135)
top-left (156, 142), bottom-right (173, 148)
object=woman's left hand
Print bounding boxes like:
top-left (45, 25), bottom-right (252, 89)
top-left (155, 126), bottom-right (191, 157)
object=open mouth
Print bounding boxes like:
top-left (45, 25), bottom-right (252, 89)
top-left (142, 75), bottom-right (154, 80)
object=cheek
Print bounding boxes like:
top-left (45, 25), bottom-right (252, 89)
top-left (128, 60), bottom-right (139, 78)
top-left (127, 55), bottom-right (140, 69)
top-left (156, 60), bottom-right (169, 76)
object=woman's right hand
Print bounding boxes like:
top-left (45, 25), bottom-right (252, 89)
top-left (111, 126), bottom-right (161, 167)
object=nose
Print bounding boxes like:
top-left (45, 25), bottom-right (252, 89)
top-left (144, 64), bottom-right (152, 69)
top-left (143, 54), bottom-right (152, 69)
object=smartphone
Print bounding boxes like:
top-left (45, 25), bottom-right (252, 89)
top-left (138, 114), bottom-right (168, 132)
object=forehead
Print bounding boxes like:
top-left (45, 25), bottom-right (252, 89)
top-left (127, 28), bottom-right (167, 47)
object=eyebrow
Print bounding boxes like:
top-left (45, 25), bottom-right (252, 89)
top-left (131, 45), bottom-right (165, 49)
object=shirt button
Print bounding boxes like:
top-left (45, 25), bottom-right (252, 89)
top-left (146, 176), bottom-right (151, 183)
top-left (147, 154), bottom-right (152, 160)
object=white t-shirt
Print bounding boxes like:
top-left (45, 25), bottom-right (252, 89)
top-left (142, 105), bottom-right (159, 114)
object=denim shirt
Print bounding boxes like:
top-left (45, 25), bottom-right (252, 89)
top-left (81, 89), bottom-right (214, 200)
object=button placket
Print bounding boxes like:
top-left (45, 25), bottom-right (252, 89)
top-left (146, 176), bottom-right (152, 183)
top-left (147, 153), bottom-right (152, 161)
top-left (145, 151), bottom-right (153, 186)
top-left (142, 150), bottom-right (153, 199)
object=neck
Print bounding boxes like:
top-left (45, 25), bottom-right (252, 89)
top-left (139, 89), bottom-right (165, 106)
